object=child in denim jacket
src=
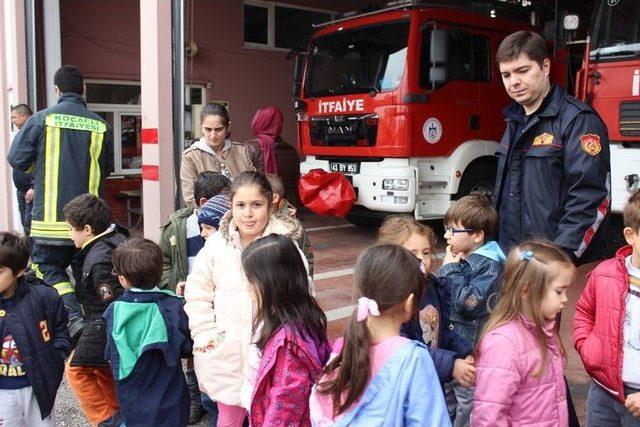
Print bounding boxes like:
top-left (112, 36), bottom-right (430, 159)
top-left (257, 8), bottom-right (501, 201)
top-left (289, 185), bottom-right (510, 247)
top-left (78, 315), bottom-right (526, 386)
top-left (377, 216), bottom-right (474, 387)
top-left (439, 194), bottom-right (506, 427)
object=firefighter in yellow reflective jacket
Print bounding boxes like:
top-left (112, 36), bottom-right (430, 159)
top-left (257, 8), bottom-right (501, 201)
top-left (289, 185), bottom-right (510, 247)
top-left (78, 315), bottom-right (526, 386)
top-left (8, 65), bottom-right (113, 340)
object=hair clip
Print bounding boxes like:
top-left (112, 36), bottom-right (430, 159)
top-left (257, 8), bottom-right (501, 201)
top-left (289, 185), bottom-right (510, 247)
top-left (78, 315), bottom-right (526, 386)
top-left (356, 297), bottom-right (380, 322)
top-left (419, 263), bottom-right (426, 275)
top-left (521, 250), bottom-right (534, 262)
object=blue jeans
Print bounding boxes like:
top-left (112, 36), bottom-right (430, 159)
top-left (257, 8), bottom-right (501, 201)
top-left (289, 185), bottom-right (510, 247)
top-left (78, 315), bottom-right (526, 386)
top-left (587, 381), bottom-right (640, 426)
top-left (201, 394), bottom-right (218, 427)
top-left (445, 380), bottom-right (474, 427)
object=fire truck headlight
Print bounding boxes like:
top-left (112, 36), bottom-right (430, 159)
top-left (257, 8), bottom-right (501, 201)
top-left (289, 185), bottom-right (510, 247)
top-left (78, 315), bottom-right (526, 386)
top-left (382, 179), bottom-right (409, 191)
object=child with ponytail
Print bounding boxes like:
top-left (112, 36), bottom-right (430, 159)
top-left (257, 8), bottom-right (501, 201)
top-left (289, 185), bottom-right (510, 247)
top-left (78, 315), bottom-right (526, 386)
top-left (377, 216), bottom-right (475, 386)
top-left (309, 244), bottom-right (451, 426)
top-left (472, 241), bottom-right (575, 426)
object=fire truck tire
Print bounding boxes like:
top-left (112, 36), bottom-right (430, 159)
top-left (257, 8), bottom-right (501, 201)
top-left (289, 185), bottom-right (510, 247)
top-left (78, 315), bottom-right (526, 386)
top-left (345, 206), bottom-right (386, 228)
top-left (453, 159), bottom-right (497, 200)
top-left (346, 215), bottom-right (383, 228)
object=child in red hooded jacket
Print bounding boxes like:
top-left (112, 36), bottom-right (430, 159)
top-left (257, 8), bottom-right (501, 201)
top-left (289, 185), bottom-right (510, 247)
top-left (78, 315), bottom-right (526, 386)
top-left (574, 190), bottom-right (640, 425)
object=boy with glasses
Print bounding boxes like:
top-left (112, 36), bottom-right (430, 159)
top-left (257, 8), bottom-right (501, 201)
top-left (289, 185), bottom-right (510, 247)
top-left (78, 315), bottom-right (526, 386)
top-left (439, 193), bottom-right (506, 427)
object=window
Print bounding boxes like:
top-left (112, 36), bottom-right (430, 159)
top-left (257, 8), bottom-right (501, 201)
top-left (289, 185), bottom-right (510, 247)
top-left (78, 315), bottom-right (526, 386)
top-left (419, 28), bottom-right (491, 88)
top-left (243, 1), bottom-right (333, 50)
top-left (86, 83), bottom-right (140, 105)
top-left (244, 4), bottom-right (268, 45)
top-left (591, 0), bottom-right (640, 60)
top-left (92, 110), bottom-right (142, 175)
top-left (87, 81), bottom-right (142, 175)
top-left (87, 81), bottom-right (205, 174)
top-left (305, 21), bottom-right (410, 97)
top-left (186, 85), bottom-right (206, 106)
top-left (185, 85), bottom-right (207, 141)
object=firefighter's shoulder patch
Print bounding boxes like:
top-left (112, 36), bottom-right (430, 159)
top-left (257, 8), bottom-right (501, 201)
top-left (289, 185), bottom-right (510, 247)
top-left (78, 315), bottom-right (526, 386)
top-left (532, 132), bottom-right (554, 146)
top-left (97, 283), bottom-right (114, 301)
top-left (580, 133), bottom-right (602, 156)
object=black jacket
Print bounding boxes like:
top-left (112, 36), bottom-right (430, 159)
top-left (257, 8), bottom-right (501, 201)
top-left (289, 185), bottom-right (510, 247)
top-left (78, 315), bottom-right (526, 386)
top-left (7, 92), bottom-right (113, 245)
top-left (70, 225), bottom-right (128, 367)
top-left (12, 127), bottom-right (34, 192)
top-left (0, 273), bottom-right (70, 419)
top-left (493, 84), bottom-right (611, 261)
top-left (401, 274), bottom-right (473, 385)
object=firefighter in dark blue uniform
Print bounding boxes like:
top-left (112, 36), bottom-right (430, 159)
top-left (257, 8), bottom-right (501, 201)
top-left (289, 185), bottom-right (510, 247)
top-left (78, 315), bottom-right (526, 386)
top-left (8, 66), bottom-right (113, 340)
top-left (493, 31), bottom-right (610, 264)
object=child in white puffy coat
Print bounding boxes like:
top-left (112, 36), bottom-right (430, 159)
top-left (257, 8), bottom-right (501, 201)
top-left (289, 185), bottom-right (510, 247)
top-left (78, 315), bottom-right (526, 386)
top-left (184, 171), bottom-right (312, 427)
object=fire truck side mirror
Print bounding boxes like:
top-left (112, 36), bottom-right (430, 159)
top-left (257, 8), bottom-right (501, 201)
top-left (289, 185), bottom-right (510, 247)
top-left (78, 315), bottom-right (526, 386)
top-left (429, 29), bottom-right (449, 89)
top-left (293, 52), bottom-right (307, 99)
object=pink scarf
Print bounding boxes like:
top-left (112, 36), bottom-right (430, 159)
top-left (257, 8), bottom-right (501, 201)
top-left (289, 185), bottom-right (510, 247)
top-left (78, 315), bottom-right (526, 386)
top-left (251, 106), bottom-right (282, 174)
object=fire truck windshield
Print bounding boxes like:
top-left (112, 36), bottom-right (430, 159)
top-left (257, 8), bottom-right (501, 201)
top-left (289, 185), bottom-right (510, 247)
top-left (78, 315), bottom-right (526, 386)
top-left (591, 0), bottom-right (640, 60)
top-left (304, 21), bottom-right (410, 97)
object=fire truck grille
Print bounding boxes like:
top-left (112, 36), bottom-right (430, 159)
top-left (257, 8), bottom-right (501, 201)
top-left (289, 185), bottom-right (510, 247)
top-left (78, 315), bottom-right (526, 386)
top-left (620, 102), bottom-right (640, 136)
top-left (309, 114), bottom-right (378, 147)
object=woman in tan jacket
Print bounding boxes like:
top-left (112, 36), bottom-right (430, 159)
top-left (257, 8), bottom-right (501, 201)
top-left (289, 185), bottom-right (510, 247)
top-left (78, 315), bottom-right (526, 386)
top-left (181, 103), bottom-right (256, 206)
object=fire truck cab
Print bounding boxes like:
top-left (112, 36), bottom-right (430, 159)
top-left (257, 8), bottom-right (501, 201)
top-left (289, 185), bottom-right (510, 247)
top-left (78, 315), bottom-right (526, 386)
top-left (295, 4), bottom-right (529, 222)
top-left (568, 0), bottom-right (640, 214)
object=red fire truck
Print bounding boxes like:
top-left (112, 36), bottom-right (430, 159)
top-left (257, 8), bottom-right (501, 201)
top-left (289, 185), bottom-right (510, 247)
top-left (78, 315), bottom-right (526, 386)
top-left (567, 0), bottom-right (640, 214)
top-left (293, 3), bottom-right (530, 224)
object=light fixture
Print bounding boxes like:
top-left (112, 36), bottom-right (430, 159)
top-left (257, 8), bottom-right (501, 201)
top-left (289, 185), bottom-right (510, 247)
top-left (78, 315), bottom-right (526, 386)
top-left (563, 14), bottom-right (580, 31)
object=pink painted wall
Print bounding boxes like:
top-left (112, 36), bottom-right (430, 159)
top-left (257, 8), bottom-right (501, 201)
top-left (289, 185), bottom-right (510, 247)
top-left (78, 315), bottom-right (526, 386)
top-left (60, 0), bottom-right (375, 147)
top-left (60, 0), bottom-right (141, 81)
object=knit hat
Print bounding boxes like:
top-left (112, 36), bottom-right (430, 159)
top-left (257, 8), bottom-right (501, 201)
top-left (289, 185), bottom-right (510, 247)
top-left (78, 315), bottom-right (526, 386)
top-left (197, 194), bottom-right (230, 228)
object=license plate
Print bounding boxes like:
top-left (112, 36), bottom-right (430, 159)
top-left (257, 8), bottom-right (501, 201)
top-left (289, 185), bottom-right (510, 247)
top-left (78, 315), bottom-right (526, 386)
top-left (330, 162), bottom-right (360, 174)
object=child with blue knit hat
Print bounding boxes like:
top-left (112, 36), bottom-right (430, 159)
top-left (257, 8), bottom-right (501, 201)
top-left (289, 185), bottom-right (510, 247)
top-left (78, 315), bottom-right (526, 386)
top-left (197, 194), bottom-right (231, 240)
top-left (194, 193), bottom-right (230, 425)
top-left (159, 172), bottom-right (230, 424)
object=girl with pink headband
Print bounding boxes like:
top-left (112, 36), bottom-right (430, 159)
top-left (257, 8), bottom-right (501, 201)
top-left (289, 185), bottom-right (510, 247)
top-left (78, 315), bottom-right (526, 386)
top-left (309, 244), bottom-right (450, 426)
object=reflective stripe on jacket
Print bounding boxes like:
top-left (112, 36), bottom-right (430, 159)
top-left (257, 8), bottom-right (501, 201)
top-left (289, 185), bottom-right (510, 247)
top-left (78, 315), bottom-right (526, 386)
top-left (493, 84), bottom-right (610, 260)
top-left (8, 93), bottom-right (113, 244)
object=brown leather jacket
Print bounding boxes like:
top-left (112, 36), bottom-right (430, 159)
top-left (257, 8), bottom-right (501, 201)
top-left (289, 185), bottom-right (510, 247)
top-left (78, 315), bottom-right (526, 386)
top-left (180, 138), bottom-right (255, 206)
top-left (243, 140), bottom-right (264, 173)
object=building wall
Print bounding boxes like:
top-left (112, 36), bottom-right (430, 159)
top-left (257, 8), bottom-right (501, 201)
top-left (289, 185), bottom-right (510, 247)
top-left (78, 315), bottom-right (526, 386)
top-left (60, 0), bottom-right (374, 146)
top-left (59, 0), bottom-right (373, 224)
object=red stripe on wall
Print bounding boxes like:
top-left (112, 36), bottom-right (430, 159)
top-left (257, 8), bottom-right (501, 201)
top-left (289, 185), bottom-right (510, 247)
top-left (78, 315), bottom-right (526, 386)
top-left (141, 165), bottom-right (159, 181)
top-left (141, 128), bottom-right (159, 144)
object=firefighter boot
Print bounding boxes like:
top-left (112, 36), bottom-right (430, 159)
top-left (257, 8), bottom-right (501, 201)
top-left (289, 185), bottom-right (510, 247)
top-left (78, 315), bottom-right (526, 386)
top-left (186, 368), bottom-right (204, 424)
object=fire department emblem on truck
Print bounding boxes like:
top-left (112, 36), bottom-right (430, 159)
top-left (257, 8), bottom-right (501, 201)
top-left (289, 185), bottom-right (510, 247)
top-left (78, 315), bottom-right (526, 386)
top-left (423, 118), bottom-right (442, 144)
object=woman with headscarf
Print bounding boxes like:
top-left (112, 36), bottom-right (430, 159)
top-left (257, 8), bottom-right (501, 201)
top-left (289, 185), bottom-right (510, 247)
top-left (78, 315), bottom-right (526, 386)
top-left (250, 106), bottom-right (283, 175)
top-left (250, 106), bottom-right (301, 206)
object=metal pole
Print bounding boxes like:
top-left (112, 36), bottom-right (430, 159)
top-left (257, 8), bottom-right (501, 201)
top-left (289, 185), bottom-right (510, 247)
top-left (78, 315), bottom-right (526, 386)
top-left (25, 0), bottom-right (37, 109)
top-left (0, 1), bottom-right (16, 230)
top-left (43, 0), bottom-right (61, 107)
top-left (554, 0), bottom-right (559, 59)
top-left (172, 0), bottom-right (185, 209)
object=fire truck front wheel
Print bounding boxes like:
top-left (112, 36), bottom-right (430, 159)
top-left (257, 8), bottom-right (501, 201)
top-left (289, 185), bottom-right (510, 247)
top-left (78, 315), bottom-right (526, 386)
top-left (453, 159), bottom-right (497, 200)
